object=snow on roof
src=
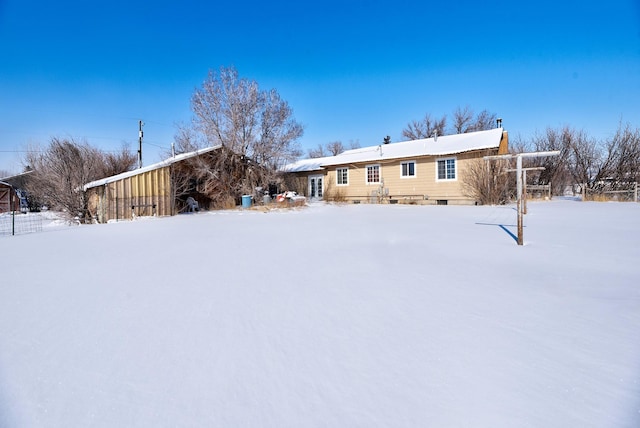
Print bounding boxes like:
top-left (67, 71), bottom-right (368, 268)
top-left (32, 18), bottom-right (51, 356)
top-left (0, 170), bottom-right (34, 182)
top-left (83, 145), bottom-right (222, 190)
top-left (284, 128), bottom-right (504, 172)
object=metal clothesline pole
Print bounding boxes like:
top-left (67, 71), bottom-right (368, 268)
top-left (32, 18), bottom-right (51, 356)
top-left (485, 151), bottom-right (560, 246)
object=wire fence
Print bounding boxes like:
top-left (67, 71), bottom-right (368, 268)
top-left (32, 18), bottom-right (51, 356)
top-left (0, 212), bottom-right (44, 237)
top-left (582, 182), bottom-right (638, 202)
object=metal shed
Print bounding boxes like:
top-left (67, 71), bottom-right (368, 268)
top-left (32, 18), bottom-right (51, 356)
top-left (83, 146), bottom-right (221, 223)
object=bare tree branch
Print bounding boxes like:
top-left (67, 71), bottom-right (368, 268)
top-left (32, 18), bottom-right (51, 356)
top-left (402, 113), bottom-right (447, 140)
top-left (176, 66), bottom-right (304, 205)
top-left (23, 138), bottom-right (135, 222)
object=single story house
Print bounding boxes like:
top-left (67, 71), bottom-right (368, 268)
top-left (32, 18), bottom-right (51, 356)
top-left (282, 127), bottom-right (509, 205)
top-left (83, 146), bottom-right (221, 223)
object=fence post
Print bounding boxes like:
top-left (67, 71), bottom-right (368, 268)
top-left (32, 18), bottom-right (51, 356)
top-left (10, 189), bottom-right (15, 236)
top-left (635, 182), bottom-right (638, 203)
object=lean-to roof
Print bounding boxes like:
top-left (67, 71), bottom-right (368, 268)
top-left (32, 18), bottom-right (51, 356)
top-left (83, 145), bottom-right (222, 190)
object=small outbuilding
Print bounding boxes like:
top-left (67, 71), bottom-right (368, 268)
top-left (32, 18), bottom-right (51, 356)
top-left (84, 146), bottom-right (222, 223)
top-left (0, 181), bottom-right (20, 213)
top-left (0, 171), bottom-right (33, 213)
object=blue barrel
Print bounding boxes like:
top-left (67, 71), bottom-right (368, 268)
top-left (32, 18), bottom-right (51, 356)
top-left (241, 195), bottom-right (252, 208)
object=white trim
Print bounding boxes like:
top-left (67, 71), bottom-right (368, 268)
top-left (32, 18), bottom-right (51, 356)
top-left (336, 167), bottom-right (349, 186)
top-left (365, 164), bottom-right (381, 185)
top-left (436, 157), bottom-right (457, 181)
top-left (400, 160), bottom-right (417, 179)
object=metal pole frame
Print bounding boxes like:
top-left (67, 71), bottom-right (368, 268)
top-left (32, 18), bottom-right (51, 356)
top-left (484, 151), bottom-right (560, 246)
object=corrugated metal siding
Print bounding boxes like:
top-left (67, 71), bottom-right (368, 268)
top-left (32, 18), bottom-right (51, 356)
top-left (89, 166), bottom-right (173, 222)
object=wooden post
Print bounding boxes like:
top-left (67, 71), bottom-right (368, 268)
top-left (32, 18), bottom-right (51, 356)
top-left (523, 169), bottom-right (528, 215)
top-left (516, 156), bottom-right (524, 245)
top-left (10, 188), bottom-right (15, 236)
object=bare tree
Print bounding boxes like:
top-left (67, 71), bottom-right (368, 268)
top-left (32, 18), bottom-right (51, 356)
top-left (170, 66), bottom-right (303, 207)
top-left (402, 113), bottom-right (447, 140)
top-left (600, 121), bottom-right (640, 185)
top-left (462, 156), bottom-right (512, 205)
top-left (528, 127), bottom-right (573, 196)
top-left (403, 107), bottom-right (496, 140)
top-left (326, 141), bottom-right (344, 156)
top-left (172, 123), bottom-right (205, 154)
top-left (452, 106), bottom-right (474, 134)
top-left (566, 129), bottom-right (601, 188)
top-left (451, 106), bottom-right (497, 134)
top-left (102, 143), bottom-right (138, 178)
top-left (472, 109), bottom-right (498, 132)
top-left (23, 138), bottom-right (133, 222)
top-left (508, 135), bottom-right (532, 154)
top-left (307, 141), bottom-right (344, 158)
top-left (348, 139), bottom-right (361, 149)
top-left (187, 66), bottom-right (303, 200)
top-left (308, 144), bottom-right (326, 158)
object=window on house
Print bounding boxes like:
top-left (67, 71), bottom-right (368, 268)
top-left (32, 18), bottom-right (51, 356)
top-left (336, 168), bottom-right (349, 185)
top-left (401, 161), bottom-right (416, 178)
top-left (366, 165), bottom-right (380, 184)
top-left (437, 158), bottom-right (456, 180)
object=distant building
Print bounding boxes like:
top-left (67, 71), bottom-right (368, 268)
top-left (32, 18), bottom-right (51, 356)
top-left (0, 171), bottom-right (32, 213)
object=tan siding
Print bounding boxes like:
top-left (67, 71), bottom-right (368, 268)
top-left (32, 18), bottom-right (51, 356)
top-left (293, 147), bottom-right (501, 205)
top-left (498, 131), bottom-right (509, 154)
top-left (87, 166), bottom-right (173, 223)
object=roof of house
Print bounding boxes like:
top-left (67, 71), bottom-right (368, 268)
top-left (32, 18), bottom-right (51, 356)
top-left (83, 145), bottom-right (222, 190)
top-left (284, 128), bottom-right (504, 173)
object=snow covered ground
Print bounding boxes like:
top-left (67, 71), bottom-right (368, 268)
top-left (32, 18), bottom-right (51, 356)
top-left (1, 200), bottom-right (639, 427)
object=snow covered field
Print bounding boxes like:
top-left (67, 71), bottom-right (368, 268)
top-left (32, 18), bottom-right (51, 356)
top-left (1, 200), bottom-right (639, 427)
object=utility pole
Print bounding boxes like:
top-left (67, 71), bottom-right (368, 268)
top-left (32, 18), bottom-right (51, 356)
top-left (485, 151), bottom-right (560, 246)
top-left (138, 120), bottom-right (144, 168)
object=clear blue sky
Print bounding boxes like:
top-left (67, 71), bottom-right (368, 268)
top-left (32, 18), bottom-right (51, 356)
top-left (1, 0), bottom-right (639, 174)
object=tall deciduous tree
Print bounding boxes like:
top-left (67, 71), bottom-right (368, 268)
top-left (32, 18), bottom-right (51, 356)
top-left (180, 66), bottom-right (303, 204)
top-left (600, 122), bottom-right (640, 185)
